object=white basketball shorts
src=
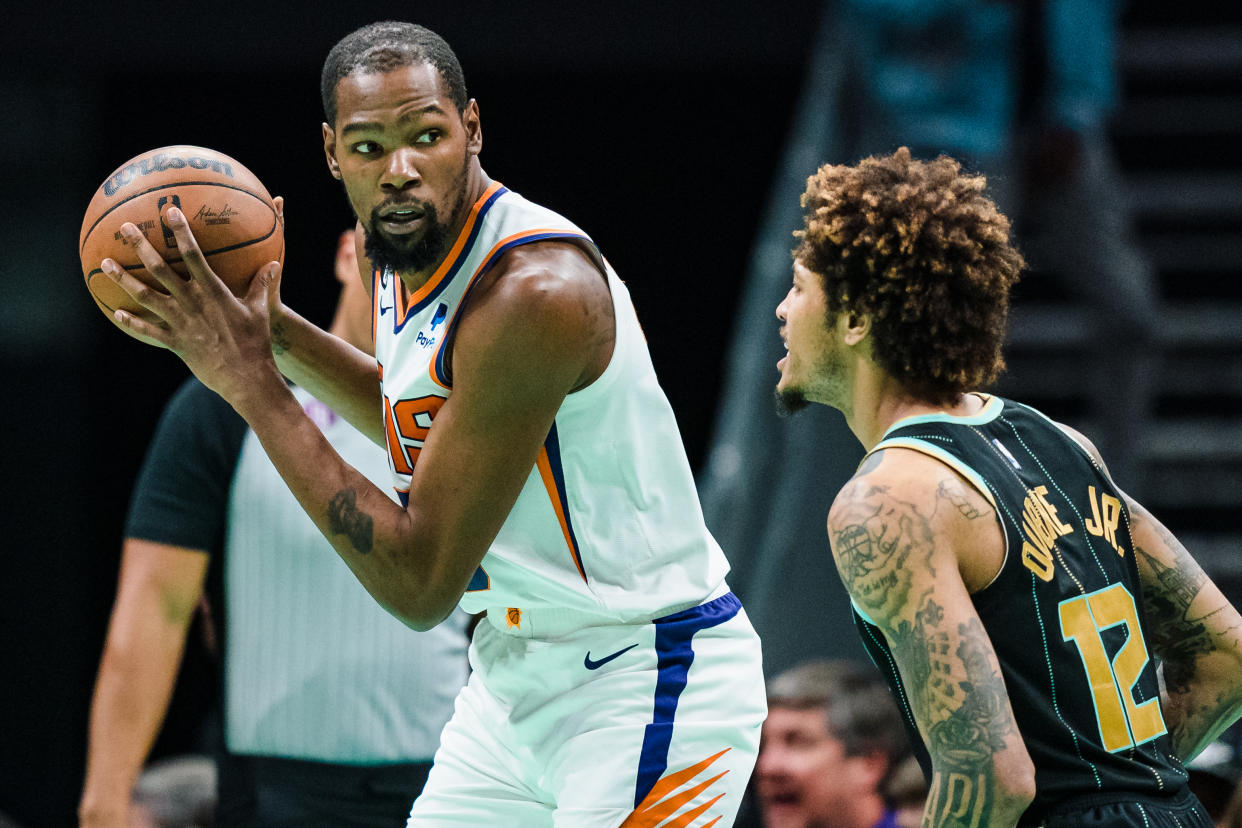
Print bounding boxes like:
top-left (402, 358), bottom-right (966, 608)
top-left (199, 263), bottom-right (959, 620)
top-left (407, 590), bottom-right (766, 827)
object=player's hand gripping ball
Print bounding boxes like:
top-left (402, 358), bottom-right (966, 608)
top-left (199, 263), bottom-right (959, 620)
top-left (79, 145), bottom-right (284, 330)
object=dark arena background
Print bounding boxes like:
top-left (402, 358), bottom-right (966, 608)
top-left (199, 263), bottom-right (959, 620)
top-left (1, 2), bottom-right (1239, 824)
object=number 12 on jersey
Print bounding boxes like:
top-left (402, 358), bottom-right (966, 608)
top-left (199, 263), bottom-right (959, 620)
top-left (1059, 583), bottom-right (1167, 753)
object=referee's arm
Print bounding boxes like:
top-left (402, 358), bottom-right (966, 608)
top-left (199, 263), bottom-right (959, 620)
top-left (79, 539), bottom-right (209, 828)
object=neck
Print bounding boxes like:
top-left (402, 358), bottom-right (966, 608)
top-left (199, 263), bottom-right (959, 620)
top-left (843, 362), bottom-right (982, 451)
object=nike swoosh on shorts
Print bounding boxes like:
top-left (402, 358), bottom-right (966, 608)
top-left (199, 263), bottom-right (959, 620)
top-left (584, 643), bottom-right (638, 670)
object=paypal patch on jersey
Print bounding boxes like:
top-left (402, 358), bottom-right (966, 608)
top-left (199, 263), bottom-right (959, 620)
top-left (414, 303), bottom-right (449, 349)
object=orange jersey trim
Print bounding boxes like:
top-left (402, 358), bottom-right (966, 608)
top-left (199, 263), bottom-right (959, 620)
top-left (393, 180), bottom-right (505, 328)
top-left (534, 442), bottom-right (588, 584)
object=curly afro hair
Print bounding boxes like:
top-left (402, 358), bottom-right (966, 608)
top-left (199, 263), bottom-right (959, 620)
top-left (795, 148), bottom-right (1025, 405)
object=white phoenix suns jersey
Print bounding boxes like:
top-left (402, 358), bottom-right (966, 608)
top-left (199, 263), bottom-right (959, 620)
top-left (371, 182), bottom-right (730, 620)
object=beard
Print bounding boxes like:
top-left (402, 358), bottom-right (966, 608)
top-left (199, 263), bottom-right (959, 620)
top-left (355, 153), bottom-right (471, 277)
top-left (364, 203), bottom-right (449, 276)
top-left (774, 387), bottom-right (810, 417)
top-left (774, 333), bottom-right (848, 418)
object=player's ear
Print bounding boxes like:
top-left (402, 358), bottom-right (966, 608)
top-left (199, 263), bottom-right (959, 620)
top-left (463, 99), bottom-right (482, 157)
top-left (322, 123), bottom-right (342, 180)
top-left (842, 312), bottom-right (870, 346)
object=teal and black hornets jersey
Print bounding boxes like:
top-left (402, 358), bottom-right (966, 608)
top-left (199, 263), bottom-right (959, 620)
top-left (851, 395), bottom-right (1190, 817)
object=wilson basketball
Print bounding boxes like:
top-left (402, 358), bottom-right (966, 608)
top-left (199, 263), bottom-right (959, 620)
top-left (79, 145), bottom-right (284, 327)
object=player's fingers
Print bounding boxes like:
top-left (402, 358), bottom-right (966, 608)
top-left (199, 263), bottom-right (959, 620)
top-left (117, 222), bottom-right (193, 301)
top-left (102, 258), bottom-right (176, 319)
top-left (245, 261), bottom-right (282, 310)
top-left (161, 206), bottom-right (227, 298)
top-left (273, 196), bottom-right (285, 228)
top-left (111, 307), bottom-right (174, 350)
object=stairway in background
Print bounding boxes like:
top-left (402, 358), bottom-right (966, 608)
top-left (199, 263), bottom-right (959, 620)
top-left (996, 4), bottom-right (1242, 583)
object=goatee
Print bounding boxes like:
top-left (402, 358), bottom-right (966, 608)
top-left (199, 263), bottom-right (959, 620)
top-left (774, 388), bottom-right (810, 417)
top-left (364, 205), bottom-right (449, 276)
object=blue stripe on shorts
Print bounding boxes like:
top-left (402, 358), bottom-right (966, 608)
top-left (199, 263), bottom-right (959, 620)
top-left (632, 591), bottom-right (742, 807)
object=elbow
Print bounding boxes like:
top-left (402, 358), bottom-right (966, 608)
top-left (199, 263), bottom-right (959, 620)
top-left (364, 533), bottom-right (469, 631)
top-left (1003, 766), bottom-right (1038, 813)
top-left (384, 591), bottom-right (456, 632)
top-left (931, 750), bottom-right (1035, 821)
top-left (994, 752), bottom-right (1038, 817)
top-left (398, 608), bottom-right (451, 632)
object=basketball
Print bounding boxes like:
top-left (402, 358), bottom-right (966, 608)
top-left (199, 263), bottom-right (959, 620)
top-left (79, 145), bottom-right (284, 328)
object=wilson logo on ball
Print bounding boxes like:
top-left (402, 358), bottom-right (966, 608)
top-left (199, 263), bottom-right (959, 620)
top-left (102, 152), bottom-right (235, 197)
top-left (81, 145), bottom-right (284, 334)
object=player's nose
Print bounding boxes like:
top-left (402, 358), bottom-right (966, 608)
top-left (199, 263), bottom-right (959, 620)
top-left (380, 148), bottom-right (421, 191)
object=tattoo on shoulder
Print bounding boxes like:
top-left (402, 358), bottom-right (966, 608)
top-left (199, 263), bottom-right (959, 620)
top-left (856, 449), bottom-right (885, 477)
top-left (936, 478), bottom-right (988, 521)
top-left (328, 488), bottom-right (373, 555)
top-left (830, 486), bottom-right (934, 622)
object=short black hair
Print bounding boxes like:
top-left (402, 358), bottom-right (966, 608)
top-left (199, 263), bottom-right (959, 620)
top-left (320, 21), bottom-right (468, 126)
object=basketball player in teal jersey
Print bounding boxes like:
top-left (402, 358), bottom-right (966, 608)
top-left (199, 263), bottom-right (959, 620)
top-left (773, 148), bottom-right (1242, 827)
top-left (98, 20), bottom-right (764, 827)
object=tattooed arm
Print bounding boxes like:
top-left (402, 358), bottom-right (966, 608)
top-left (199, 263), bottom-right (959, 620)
top-left (828, 449), bottom-right (1035, 828)
top-left (1055, 423), bottom-right (1242, 761)
top-left (1128, 499), bottom-right (1242, 760)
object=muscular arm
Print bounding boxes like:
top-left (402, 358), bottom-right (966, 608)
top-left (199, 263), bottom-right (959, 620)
top-left (268, 304), bottom-right (384, 445)
top-left (1054, 423), bottom-right (1242, 761)
top-left (1128, 500), bottom-right (1242, 760)
top-left (79, 541), bottom-right (208, 827)
top-left (109, 215), bottom-right (613, 630)
top-left (828, 450), bottom-right (1036, 828)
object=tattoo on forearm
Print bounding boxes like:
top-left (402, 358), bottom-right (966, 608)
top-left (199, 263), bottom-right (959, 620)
top-left (1131, 511), bottom-right (1242, 760)
top-left (1135, 543), bottom-right (1213, 693)
top-left (328, 488), bottom-right (373, 555)
top-left (916, 619), bottom-right (1018, 828)
top-left (271, 321), bottom-right (291, 356)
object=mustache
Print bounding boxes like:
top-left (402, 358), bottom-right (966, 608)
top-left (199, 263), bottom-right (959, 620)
top-left (370, 199), bottom-right (432, 221)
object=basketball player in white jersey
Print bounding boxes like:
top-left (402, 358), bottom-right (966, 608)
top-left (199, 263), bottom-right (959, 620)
top-left (100, 20), bottom-right (765, 827)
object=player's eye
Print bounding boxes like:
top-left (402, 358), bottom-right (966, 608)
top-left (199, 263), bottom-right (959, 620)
top-left (414, 130), bottom-right (442, 145)
top-left (351, 141), bottom-right (382, 156)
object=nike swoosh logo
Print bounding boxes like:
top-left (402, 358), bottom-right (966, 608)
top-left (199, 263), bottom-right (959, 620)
top-left (584, 643), bottom-right (638, 670)
top-left (379, 303), bottom-right (392, 316)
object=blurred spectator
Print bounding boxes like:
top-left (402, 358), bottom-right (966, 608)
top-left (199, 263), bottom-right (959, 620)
top-left (755, 659), bottom-right (913, 828)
